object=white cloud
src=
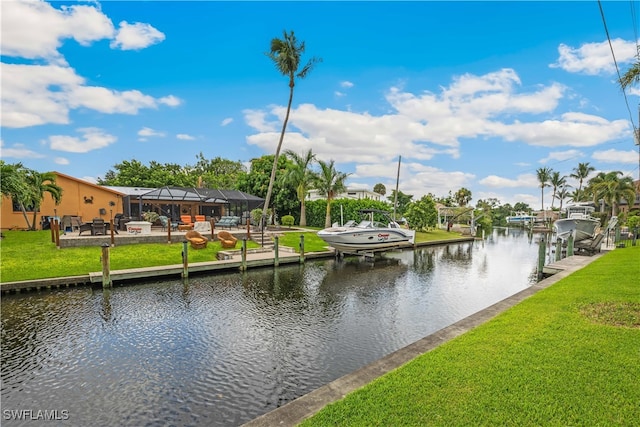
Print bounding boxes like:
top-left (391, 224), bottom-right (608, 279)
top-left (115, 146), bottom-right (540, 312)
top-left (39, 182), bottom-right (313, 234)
top-left (138, 127), bottom-right (166, 138)
top-left (111, 21), bottom-right (165, 50)
top-left (158, 95), bottom-right (182, 107)
top-left (479, 173), bottom-right (538, 189)
top-left (592, 148), bottom-right (638, 164)
top-left (539, 149), bottom-right (583, 164)
top-left (245, 69), bottom-right (627, 168)
top-left (1, 63), bottom-right (181, 128)
top-left (551, 38), bottom-right (638, 75)
top-left (340, 81), bottom-right (354, 88)
top-left (177, 134), bottom-right (195, 140)
top-left (221, 118), bottom-right (233, 126)
top-left (47, 128), bottom-right (117, 153)
top-left (334, 91), bottom-right (346, 97)
top-left (54, 157), bottom-right (69, 165)
top-left (0, 0), bottom-right (115, 63)
top-left (0, 141), bottom-right (45, 159)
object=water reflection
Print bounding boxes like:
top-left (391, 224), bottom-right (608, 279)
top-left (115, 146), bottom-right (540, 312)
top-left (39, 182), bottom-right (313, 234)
top-left (1, 229), bottom-right (540, 426)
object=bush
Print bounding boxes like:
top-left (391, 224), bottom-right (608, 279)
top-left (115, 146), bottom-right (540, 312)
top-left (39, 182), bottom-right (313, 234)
top-left (142, 211), bottom-right (160, 224)
top-left (281, 215), bottom-right (295, 227)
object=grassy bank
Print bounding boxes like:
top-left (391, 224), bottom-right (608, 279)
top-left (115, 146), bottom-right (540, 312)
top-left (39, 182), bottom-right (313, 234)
top-left (0, 228), bottom-right (466, 282)
top-left (302, 245), bottom-right (640, 426)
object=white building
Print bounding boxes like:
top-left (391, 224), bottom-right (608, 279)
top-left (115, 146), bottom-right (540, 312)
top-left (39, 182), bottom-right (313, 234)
top-left (307, 188), bottom-right (383, 202)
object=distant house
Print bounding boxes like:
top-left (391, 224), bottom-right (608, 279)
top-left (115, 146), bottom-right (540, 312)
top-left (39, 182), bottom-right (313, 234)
top-left (1, 172), bottom-right (125, 231)
top-left (616, 179), bottom-right (640, 215)
top-left (307, 188), bottom-right (383, 202)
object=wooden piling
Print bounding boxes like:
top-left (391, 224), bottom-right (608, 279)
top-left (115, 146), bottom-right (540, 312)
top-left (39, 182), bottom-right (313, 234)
top-left (54, 219), bottom-right (60, 248)
top-left (274, 236), bottom-right (279, 267)
top-left (555, 238), bottom-right (562, 261)
top-left (537, 235), bottom-right (546, 280)
top-left (101, 243), bottom-right (111, 288)
top-left (246, 218), bottom-right (251, 240)
top-left (567, 234), bottom-right (574, 256)
top-left (240, 238), bottom-right (247, 271)
top-left (299, 234), bottom-right (305, 264)
top-left (167, 218), bottom-right (172, 243)
top-left (110, 219), bottom-right (115, 246)
top-left (182, 241), bottom-right (188, 279)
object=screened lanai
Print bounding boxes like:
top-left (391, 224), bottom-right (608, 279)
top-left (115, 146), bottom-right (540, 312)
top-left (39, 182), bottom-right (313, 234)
top-left (105, 186), bottom-right (264, 223)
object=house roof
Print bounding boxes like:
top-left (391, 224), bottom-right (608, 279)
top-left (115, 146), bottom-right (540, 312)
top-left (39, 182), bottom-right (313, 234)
top-left (103, 186), bottom-right (263, 205)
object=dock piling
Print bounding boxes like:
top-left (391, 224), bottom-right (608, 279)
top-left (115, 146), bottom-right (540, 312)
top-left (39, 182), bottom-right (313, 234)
top-left (101, 243), bottom-right (111, 288)
top-left (299, 234), bottom-right (305, 264)
top-left (274, 236), bottom-right (279, 267)
top-left (182, 241), bottom-right (188, 279)
top-left (537, 236), bottom-right (546, 280)
top-left (555, 238), bottom-right (562, 261)
top-left (241, 238), bottom-right (247, 271)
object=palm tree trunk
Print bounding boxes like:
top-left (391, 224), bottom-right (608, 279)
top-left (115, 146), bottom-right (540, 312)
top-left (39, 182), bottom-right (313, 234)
top-left (325, 196), bottom-right (332, 228)
top-left (19, 204), bottom-right (32, 230)
top-left (261, 81), bottom-right (295, 229)
top-left (300, 199), bottom-right (307, 227)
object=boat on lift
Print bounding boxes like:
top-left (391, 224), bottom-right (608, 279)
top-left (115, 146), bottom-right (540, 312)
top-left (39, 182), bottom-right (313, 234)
top-left (317, 209), bottom-right (415, 254)
top-left (553, 202), bottom-right (601, 242)
top-left (506, 211), bottom-right (536, 226)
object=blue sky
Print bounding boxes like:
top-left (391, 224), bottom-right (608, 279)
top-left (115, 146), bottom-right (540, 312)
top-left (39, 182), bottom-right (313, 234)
top-left (1, 1), bottom-right (638, 210)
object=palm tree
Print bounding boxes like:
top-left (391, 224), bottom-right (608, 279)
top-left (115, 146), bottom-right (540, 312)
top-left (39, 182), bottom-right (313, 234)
top-left (548, 171), bottom-right (567, 209)
top-left (20, 170), bottom-right (63, 230)
top-left (569, 162), bottom-right (595, 202)
top-left (261, 30), bottom-right (321, 229)
top-left (587, 171), bottom-right (636, 217)
top-left (283, 148), bottom-right (316, 227)
top-left (620, 58), bottom-right (640, 90)
top-left (536, 167), bottom-right (552, 213)
top-left (0, 161), bottom-right (28, 201)
top-left (554, 185), bottom-right (571, 211)
top-left (314, 159), bottom-right (349, 228)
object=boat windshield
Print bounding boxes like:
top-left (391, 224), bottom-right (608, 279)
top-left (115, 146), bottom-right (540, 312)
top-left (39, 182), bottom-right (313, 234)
top-left (357, 220), bottom-right (375, 228)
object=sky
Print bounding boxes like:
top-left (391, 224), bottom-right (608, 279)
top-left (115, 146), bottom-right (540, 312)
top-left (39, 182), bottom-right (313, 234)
top-left (1, 0), bottom-right (639, 210)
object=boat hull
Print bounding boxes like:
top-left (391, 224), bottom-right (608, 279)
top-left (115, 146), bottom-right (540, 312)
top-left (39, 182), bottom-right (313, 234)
top-left (317, 227), bottom-right (415, 253)
top-left (554, 218), bottom-right (600, 242)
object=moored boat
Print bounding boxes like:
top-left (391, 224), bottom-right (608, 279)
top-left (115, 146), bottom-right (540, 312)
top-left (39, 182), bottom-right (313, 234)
top-left (553, 203), bottom-right (601, 242)
top-left (506, 211), bottom-right (535, 226)
top-left (317, 209), bottom-right (415, 254)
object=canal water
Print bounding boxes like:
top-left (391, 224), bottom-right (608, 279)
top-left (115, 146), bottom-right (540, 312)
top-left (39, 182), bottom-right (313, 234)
top-left (1, 228), bottom-right (540, 426)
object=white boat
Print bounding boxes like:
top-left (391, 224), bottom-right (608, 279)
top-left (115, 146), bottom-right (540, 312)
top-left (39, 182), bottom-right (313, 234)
top-left (506, 211), bottom-right (535, 226)
top-left (553, 203), bottom-right (601, 242)
top-left (317, 209), bottom-right (416, 254)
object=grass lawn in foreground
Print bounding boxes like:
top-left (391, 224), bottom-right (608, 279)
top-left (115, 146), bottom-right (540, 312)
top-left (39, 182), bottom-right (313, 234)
top-left (301, 245), bottom-right (640, 426)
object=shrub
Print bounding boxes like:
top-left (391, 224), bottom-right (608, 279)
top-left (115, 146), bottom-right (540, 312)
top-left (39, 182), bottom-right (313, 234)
top-left (281, 215), bottom-right (295, 227)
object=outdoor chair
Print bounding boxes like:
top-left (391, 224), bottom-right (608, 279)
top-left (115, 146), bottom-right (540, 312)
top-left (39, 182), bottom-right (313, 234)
top-left (91, 218), bottom-right (105, 235)
top-left (217, 230), bottom-right (237, 249)
top-left (185, 230), bottom-right (208, 249)
top-left (180, 215), bottom-right (193, 225)
top-left (574, 233), bottom-right (605, 255)
top-left (195, 215), bottom-right (206, 222)
top-left (159, 215), bottom-right (178, 231)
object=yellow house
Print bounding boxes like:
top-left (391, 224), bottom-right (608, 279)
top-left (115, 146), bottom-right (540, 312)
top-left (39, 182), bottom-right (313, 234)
top-left (1, 172), bottom-right (125, 231)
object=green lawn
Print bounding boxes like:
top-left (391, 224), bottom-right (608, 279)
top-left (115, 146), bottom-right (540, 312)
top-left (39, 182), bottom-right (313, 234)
top-left (0, 228), bottom-right (468, 283)
top-left (301, 245), bottom-right (640, 426)
top-left (0, 230), bottom-right (259, 282)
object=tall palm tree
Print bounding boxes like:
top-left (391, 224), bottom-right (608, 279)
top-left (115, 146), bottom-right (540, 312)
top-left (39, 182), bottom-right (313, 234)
top-left (587, 171), bottom-right (636, 217)
top-left (261, 30), bottom-right (321, 229)
top-left (548, 171), bottom-right (567, 209)
top-left (314, 159), bottom-right (349, 228)
top-left (536, 167), bottom-right (552, 213)
top-left (23, 170), bottom-right (63, 230)
top-left (283, 148), bottom-right (316, 227)
top-left (569, 162), bottom-right (595, 202)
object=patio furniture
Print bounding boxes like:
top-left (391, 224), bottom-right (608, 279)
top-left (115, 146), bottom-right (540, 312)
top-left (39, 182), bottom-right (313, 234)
top-left (215, 216), bottom-right (241, 229)
top-left (195, 215), bottom-right (206, 222)
top-left (91, 218), bottom-right (105, 235)
top-left (185, 230), bottom-right (208, 249)
top-left (158, 216), bottom-right (178, 231)
top-left (217, 230), bottom-right (237, 249)
top-left (180, 215), bottom-right (193, 225)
